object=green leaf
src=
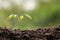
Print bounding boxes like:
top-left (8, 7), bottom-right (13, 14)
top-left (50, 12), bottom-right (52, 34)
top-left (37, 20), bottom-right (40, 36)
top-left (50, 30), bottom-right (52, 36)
top-left (14, 15), bottom-right (17, 18)
top-left (8, 14), bottom-right (14, 20)
top-left (25, 14), bottom-right (32, 20)
top-left (20, 16), bottom-right (24, 21)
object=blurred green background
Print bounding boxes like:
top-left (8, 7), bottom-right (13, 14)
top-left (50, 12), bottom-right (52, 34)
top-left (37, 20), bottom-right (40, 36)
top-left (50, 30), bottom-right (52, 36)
top-left (0, 0), bottom-right (60, 30)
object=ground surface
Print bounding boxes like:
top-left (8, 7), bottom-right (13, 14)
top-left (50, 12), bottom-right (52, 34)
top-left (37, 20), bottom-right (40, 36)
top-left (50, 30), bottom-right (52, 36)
top-left (0, 26), bottom-right (60, 40)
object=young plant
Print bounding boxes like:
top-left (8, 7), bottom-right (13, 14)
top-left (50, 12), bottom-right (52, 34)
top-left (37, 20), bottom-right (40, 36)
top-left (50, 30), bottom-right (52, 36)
top-left (8, 14), bottom-right (32, 29)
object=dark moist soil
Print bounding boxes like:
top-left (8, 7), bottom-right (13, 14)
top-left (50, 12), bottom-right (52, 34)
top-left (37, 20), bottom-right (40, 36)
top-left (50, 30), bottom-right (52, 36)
top-left (0, 26), bottom-right (60, 40)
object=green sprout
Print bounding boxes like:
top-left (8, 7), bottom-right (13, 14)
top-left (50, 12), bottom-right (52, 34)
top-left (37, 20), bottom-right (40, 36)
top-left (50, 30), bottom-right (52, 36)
top-left (8, 14), bottom-right (32, 22)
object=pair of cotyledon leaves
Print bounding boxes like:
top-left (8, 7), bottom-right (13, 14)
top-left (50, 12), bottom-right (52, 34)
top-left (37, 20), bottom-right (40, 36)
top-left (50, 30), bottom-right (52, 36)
top-left (8, 14), bottom-right (32, 21)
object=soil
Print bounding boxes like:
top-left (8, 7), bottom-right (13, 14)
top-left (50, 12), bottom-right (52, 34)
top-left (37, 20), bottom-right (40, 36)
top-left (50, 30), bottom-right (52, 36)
top-left (0, 26), bottom-right (60, 40)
